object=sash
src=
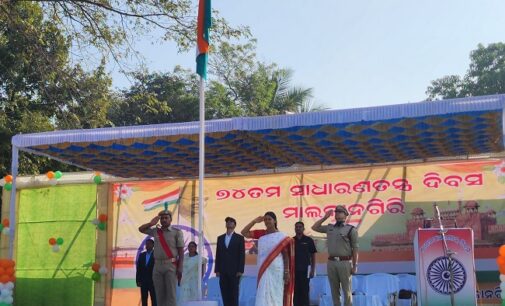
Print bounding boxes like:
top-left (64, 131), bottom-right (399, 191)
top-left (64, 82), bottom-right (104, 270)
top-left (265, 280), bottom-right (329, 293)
top-left (157, 228), bottom-right (178, 267)
top-left (257, 236), bottom-right (295, 306)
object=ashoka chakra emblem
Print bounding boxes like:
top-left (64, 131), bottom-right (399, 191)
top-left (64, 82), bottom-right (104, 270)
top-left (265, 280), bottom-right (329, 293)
top-left (427, 256), bottom-right (466, 295)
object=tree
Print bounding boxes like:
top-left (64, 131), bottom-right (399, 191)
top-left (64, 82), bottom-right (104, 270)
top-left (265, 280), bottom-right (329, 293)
top-left (208, 40), bottom-right (323, 116)
top-left (108, 67), bottom-right (201, 126)
top-left (0, 2), bottom-right (112, 176)
top-left (205, 81), bottom-right (242, 119)
top-left (109, 41), bottom-right (324, 126)
top-left (7, 0), bottom-right (250, 68)
top-left (426, 43), bottom-right (505, 100)
top-left (108, 66), bottom-right (245, 125)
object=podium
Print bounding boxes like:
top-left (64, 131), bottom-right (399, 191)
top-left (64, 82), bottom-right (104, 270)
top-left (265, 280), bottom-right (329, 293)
top-left (413, 228), bottom-right (477, 306)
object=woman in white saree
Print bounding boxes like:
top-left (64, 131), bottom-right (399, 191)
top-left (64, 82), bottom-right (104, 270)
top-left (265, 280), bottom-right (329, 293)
top-left (178, 241), bottom-right (207, 304)
top-left (241, 211), bottom-right (294, 306)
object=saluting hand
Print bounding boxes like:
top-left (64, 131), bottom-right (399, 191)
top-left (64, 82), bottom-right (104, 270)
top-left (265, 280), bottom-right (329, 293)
top-left (150, 216), bottom-right (160, 226)
top-left (323, 210), bottom-right (333, 219)
top-left (253, 216), bottom-right (264, 223)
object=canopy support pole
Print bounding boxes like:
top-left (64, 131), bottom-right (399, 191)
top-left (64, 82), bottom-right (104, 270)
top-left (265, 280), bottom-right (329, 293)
top-left (8, 146), bottom-right (19, 259)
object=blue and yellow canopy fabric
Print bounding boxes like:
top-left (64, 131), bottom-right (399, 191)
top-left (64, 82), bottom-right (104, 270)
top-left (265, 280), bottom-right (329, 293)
top-left (12, 95), bottom-right (505, 179)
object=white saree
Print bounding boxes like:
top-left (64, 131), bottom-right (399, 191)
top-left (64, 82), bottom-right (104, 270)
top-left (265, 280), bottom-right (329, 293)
top-left (177, 254), bottom-right (207, 304)
top-left (255, 231), bottom-right (287, 306)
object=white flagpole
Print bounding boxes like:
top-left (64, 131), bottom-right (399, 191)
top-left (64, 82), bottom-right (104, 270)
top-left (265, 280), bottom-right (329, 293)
top-left (197, 76), bottom-right (205, 300)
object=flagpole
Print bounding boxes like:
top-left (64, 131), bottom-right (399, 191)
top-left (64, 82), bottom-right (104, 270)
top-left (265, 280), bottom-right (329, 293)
top-left (197, 75), bottom-right (205, 300)
top-left (196, 0), bottom-right (210, 299)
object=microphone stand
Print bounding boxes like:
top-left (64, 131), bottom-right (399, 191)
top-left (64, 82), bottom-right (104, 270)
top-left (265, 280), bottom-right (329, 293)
top-left (433, 203), bottom-right (456, 306)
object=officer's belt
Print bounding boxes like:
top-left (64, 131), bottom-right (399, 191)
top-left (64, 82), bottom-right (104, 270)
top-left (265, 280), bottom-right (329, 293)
top-left (328, 256), bottom-right (352, 261)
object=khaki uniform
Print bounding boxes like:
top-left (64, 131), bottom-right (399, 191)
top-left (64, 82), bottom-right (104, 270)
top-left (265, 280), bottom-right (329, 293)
top-left (314, 223), bottom-right (358, 306)
top-left (146, 226), bottom-right (185, 306)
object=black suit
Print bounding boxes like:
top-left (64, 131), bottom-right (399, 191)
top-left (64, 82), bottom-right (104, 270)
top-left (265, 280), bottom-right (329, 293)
top-left (136, 251), bottom-right (157, 306)
top-left (215, 233), bottom-right (245, 306)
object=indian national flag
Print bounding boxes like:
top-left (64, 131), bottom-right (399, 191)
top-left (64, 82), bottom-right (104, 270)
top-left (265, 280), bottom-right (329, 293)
top-left (141, 188), bottom-right (180, 211)
top-left (196, 0), bottom-right (211, 79)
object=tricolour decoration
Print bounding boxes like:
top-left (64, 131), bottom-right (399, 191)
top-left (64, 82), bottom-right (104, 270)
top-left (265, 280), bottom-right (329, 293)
top-left (1, 176), bottom-right (12, 191)
top-left (91, 262), bottom-right (107, 282)
top-left (0, 259), bottom-right (15, 305)
top-left (48, 237), bottom-right (64, 252)
top-left (91, 214), bottom-right (107, 231)
top-left (46, 171), bottom-right (60, 186)
top-left (0, 175), bottom-right (12, 190)
top-left (0, 220), bottom-right (10, 236)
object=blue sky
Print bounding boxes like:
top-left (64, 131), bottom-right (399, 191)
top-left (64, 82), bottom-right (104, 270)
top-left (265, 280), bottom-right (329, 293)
top-left (111, 0), bottom-right (505, 110)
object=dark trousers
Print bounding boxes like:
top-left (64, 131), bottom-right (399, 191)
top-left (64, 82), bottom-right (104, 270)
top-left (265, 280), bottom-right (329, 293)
top-left (140, 284), bottom-right (157, 306)
top-left (294, 270), bottom-right (310, 306)
top-left (219, 273), bottom-right (240, 306)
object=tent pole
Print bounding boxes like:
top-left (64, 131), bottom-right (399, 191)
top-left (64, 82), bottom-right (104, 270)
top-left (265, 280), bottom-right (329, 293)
top-left (8, 146), bottom-right (19, 259)
top-left (197, 76), bottom-right (205, 300)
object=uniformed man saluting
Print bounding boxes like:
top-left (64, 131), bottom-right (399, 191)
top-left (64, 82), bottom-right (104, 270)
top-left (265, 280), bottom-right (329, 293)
top-left (312, 205), bottom-right (358, 306)
top-left (139, 210), bottom-right (184, 306)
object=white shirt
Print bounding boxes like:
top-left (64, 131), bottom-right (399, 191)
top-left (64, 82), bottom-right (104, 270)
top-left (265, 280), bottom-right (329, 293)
top-left (225, 232), bottom-right (234, 248)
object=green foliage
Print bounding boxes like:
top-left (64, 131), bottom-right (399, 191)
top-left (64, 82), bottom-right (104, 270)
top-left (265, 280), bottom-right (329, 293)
top-left (209, 40), bottom-right (323, 116)
top-left (34, 0), bottom-right (250, 66)
top-left (427, 43), bottom-right (505, 100)
top-left (206, 81), bottom-right (242, 118)
top-left (0, 2), bottom-right (111, 176)
top-left (108, 67), bottom-right (200, 125)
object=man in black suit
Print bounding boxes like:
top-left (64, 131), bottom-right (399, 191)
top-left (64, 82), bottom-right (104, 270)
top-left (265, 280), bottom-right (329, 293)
top-left (136, 238), bottom-right (157, 306)
top-left (215, 217), bottom-right (245, 306)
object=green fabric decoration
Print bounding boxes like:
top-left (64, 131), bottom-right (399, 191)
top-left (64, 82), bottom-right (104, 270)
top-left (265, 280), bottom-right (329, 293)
top-left (16, 184), bottom-right (97, 306)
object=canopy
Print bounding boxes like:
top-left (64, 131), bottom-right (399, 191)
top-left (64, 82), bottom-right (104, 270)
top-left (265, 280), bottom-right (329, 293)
top-left (12, 94), bottom-right (505, 178)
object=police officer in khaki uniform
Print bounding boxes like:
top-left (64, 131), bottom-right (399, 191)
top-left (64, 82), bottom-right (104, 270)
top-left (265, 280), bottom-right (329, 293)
top-left (139, 210), bottom-right (184, 306)
top-left (312, 205), bottom-right (358, 306)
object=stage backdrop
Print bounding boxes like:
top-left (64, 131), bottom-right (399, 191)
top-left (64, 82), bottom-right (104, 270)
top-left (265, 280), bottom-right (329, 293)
top-left (110, 159), bottom-right (505, 305)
